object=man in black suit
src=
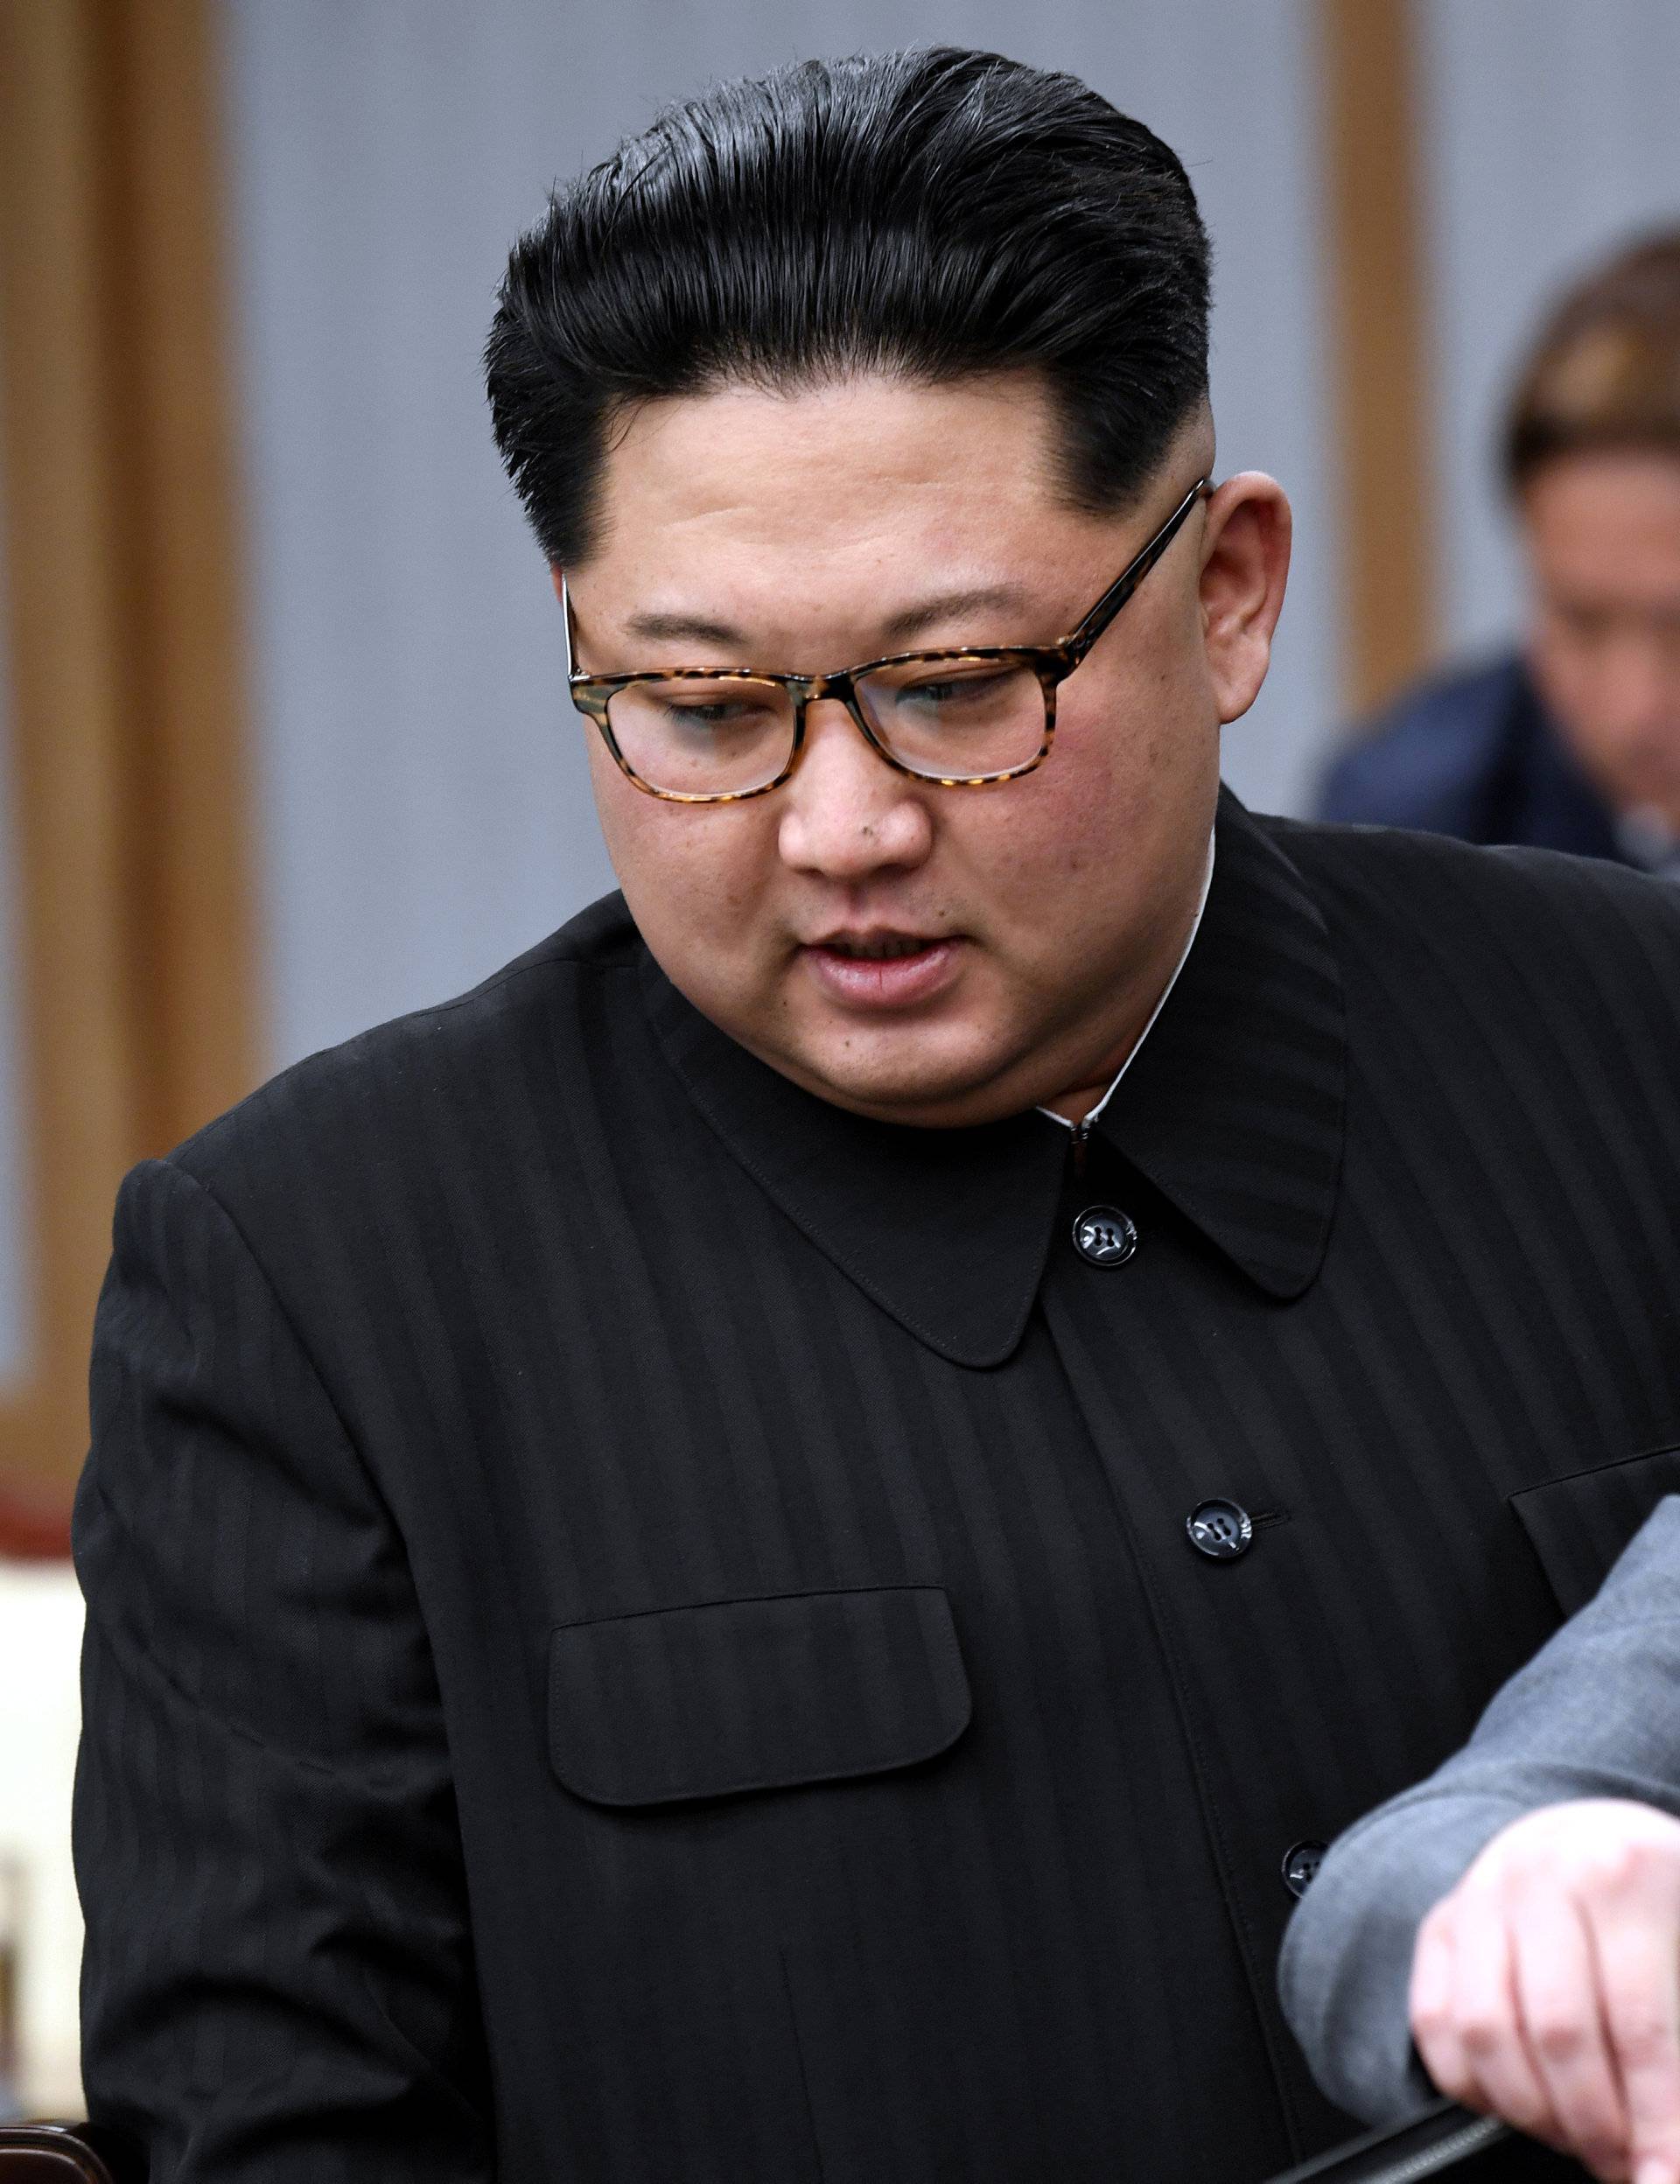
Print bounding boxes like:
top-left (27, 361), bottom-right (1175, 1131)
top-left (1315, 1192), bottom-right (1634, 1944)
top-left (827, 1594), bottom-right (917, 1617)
top-left (74, 49), bottom-right (1680, 2184)
top-left (1320, 229), bottom-right (1680, 872)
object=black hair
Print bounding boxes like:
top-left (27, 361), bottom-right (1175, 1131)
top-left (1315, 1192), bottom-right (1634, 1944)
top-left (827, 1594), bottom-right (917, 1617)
top-left (486, 46), bottom-right (1211, 566)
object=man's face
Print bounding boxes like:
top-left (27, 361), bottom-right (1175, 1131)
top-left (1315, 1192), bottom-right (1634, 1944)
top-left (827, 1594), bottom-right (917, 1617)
top-left (1522, 451), bottom-right (1680, 827)
top-left (561, 373), bottom-right (1285, 1127)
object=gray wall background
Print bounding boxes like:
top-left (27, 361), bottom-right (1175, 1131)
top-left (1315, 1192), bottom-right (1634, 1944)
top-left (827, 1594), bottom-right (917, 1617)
top-left (1422, 0), bottom-right (1680, 660)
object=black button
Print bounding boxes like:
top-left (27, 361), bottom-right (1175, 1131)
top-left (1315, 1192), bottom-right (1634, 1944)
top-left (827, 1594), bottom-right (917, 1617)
top-left (1072, 1206), bottom-right (1138, 1265)
top-left (1186, 1499), bottom-right (1253, 1560)
top-left (1283, 1840), bottom-right (1327, 1898)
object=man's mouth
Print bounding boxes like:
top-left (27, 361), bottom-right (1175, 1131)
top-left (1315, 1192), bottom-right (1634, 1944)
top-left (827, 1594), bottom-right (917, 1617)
top-left (817, 933), bottom-right (938, 960)
top-left (800, 930), bottom-right (963, 1010)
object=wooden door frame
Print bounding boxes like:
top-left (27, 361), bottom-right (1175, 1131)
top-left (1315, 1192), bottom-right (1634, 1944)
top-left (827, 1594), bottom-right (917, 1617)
top-left (1318, 0), bottom-right (1438, 719)
top-left (0, 0), bottom-right (257, 1535)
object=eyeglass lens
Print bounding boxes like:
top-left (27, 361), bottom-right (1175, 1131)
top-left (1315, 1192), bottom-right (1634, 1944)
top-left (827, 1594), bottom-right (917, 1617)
top-left (606, 655), bottom-right (1047, 796)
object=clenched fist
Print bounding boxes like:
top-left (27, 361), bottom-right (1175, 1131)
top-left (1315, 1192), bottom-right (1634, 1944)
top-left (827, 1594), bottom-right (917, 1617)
top-left (1410, 1800), bottom-right (1680, 2184)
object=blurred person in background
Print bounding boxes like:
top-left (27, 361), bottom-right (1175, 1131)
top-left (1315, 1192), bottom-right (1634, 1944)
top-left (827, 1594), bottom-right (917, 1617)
top-left (1320, 230), bottom-right (1680, 869)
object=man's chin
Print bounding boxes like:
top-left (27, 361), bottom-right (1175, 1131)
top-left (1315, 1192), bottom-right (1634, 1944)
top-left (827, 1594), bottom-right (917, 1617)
top-left (755, 1026), bottom-right (1033, 1130)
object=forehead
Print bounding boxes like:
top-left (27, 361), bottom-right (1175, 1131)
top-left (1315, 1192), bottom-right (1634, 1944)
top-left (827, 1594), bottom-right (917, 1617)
top-left (590, 373), bottom-right (1076, 579)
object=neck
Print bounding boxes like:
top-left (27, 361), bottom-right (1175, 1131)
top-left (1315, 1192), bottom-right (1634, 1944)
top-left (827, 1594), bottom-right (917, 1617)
top-left (1037, 826), bottom-right (1216, 1126)
top-left (1041, 1077), bottom-right (1122, 1127)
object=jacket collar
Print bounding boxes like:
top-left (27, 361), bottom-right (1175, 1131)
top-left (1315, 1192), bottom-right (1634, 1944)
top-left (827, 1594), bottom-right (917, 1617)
top-left (644, 791), bottom-right (1345, 1367)
top-left (1089, 793), bottom-right (1345, 1304)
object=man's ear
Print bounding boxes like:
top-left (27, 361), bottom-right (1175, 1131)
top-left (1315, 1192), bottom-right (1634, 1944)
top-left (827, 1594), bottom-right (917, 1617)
top-left (1198, 473), bottom-right (1292, 724)
top-left (549, 564), bottom-right (567, 608)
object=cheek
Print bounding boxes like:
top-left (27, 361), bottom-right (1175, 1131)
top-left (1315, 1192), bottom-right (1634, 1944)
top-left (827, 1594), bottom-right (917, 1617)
top-left (591, 759), bottom-right (778, 951)
top-left (1530, 628), bottom-right (1604, 740)
top-left (1056, 606), bottom-right (1207, 787)
top-left (1036, 669), bottom-right (1197, 843)
top-left (959, 660), bottom-right (1214, 933)
top-left (942, 733), bottom-right (1152, 921)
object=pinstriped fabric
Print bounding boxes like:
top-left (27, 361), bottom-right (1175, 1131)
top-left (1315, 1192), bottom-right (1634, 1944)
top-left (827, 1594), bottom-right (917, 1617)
top-left (545, 1586), bottom-right (972, 1804)
top-left (74, 794), bottom-right (1680, 2181)
top-left (1095, 807), bottom-right (1344, 1298)
top-left (76, 1161), bottom-right (487, 2183)
top-left (1510, 1447), bottom-right (1680, 1618)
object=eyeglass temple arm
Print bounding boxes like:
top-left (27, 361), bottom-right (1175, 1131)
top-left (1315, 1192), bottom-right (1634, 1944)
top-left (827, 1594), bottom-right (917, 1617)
top-left (1059, 478), bottom-right (1210, 667)
top-left (561, 575), bottom-right (581, 679)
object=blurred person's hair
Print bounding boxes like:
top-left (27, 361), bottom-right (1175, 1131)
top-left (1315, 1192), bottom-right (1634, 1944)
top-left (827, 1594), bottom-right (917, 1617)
top-left (1505, 228), bottom-right (1680, 490)
top-left (485, 47), bottom-right (1211, 568)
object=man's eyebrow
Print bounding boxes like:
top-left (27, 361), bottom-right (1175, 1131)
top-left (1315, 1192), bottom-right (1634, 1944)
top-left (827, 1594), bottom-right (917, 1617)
top-left (876, 584), bottom-right (1033, 647)
top-left (620, 584), bottom-right (1036, 658)
top-left (622, 609), bottom-right (748, 648)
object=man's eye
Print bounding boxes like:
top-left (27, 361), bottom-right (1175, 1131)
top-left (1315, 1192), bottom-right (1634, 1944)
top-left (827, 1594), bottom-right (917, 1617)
top-left (659, 699), bottom-right (775, 729)
top-left (900, 673), bottom-right (1011, 708)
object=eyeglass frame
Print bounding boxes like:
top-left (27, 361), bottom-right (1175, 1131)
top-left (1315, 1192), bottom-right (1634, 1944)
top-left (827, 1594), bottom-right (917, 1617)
top-left (561, 475), bottom-right (1211, 804)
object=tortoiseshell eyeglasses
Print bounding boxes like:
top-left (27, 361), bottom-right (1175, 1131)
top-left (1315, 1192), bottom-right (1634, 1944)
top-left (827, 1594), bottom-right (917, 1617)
top-left (563, 477), bottom-right (1209, 804)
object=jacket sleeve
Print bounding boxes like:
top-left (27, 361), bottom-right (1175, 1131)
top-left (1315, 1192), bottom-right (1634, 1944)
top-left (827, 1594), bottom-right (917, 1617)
top-left (1278, 1495), bottom-right (1680, 2125)
top-left (74, 1156), bottom-right (492, 2182)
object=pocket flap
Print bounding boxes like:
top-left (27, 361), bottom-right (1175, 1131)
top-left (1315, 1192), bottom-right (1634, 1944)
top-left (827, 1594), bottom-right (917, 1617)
top-left (548, 1584), bottom-right (972, 1807)
top-left (1511, 1445), bottom-right (1680, 1618)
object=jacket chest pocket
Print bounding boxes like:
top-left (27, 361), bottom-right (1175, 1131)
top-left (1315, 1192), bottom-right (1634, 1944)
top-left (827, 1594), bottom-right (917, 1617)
top-left (547, 1584), bottom-right (972, 1807)
top-left (1512, 1443), bottom-right (1680, 1619)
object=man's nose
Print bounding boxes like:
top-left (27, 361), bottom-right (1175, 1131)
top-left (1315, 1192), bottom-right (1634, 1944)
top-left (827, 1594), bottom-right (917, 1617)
top-left (776, 696), bottom-right (935, 878)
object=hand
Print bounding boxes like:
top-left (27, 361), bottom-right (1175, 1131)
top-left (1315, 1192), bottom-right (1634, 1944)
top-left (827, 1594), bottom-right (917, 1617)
top-left (1409, 1800), bottom-right (1680, 2184)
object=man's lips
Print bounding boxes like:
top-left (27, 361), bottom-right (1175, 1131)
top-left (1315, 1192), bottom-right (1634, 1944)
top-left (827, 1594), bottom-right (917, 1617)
top-left (799, 933), bottom-right (964, 1010)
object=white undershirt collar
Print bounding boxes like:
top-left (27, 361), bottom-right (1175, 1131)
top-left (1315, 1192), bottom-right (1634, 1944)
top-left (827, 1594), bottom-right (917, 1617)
top-left (1035, 828), bottom-right (1216, 1133)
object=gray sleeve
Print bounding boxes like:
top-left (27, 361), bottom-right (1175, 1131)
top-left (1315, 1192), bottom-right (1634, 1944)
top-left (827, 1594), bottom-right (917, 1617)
top-left (1278, 1494), bottom-right (1680, 2124)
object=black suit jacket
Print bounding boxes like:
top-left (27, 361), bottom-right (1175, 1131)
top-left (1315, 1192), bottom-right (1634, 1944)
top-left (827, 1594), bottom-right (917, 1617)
top-left (74, 795), bottom-right (1680, 2182)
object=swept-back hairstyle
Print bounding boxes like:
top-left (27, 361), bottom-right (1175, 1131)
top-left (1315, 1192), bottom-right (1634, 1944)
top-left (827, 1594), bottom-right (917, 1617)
top-left (486, 47), bottom-right (1210, 566)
